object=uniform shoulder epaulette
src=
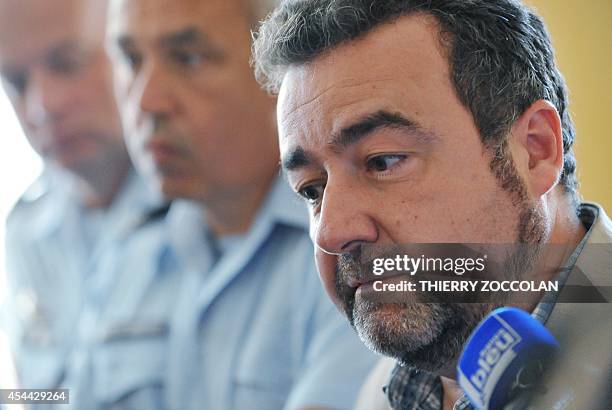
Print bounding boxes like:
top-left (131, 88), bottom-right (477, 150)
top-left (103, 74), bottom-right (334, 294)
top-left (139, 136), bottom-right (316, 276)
top-left (10, 176), bottom-right (51, 216)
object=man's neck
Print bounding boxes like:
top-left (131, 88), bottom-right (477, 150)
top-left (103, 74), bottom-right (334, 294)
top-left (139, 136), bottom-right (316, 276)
top-left (202, 170), bottom-right (278, 237)
top-left (515, 195), bottom-right (587, 311)
top-left (74, 159), bottom-right (131, 209)
top-left (547, 199), bottom-right (586, 248)
top-left (441, 376), bottom-right (464, 410)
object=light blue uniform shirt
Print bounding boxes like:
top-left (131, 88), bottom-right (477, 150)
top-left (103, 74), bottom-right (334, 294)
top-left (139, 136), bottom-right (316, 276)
top-left (2, 168), bottom-right (160, 390)
top-left (63, 177), bottom-right (378, 409)
top-left (165, 178), bottom-right (378, 410)
top-left (62, 206), bottom-right (174, 409)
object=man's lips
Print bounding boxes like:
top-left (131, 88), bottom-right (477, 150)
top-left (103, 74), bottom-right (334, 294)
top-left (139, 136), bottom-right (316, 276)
top-left (347, 273), bottom-right (407, 290)
top-left (351, 274), bottom-right (416, 301)
top-left (347, 276), bottom-right (374, 289)
top-left (146, 141), bottom-right (185, 163)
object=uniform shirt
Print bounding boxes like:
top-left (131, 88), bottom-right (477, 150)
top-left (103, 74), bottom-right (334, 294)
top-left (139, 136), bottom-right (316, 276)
top-left (62, 176), bottom-right (377, 409)
top-left (2, 168), bottom-right (159, 390)
top-left (165, 178), bottom-right (378, 410)
top-left (61, 206), bottom-right (173, 409)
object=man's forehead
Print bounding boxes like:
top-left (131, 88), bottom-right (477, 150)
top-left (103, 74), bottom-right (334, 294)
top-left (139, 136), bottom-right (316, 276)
top-left (110, 0), bottom-right (188, 37)
top-left (277, 13), bottom-right (449, 141)
top-left (0, 0), bottom-right (97, 64)
top-left (278, 65), bottom-right (401, 124)
top-left (109, 0), bottom-right (246, 40)
top-left (278, 14), bottom-right (446, 116)
top-left (110, 0), bottom-right (198, 23)
top-left (0, 0), bottom-right (79, 21)
top-left (277, 70), bottom-right (416, 167)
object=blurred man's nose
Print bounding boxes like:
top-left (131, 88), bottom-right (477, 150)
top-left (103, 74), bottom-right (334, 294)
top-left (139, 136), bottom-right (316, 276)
top-left (314, 178), bottom-right (378, 256)
top-left (136, 63), bottom-right (176, 116)
top-left (24, 68), bottom-right (71, 127)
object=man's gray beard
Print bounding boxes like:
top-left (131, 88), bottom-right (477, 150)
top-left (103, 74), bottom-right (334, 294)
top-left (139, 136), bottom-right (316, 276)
top-left (353, 298), bottom-right (494, 371)
top-left (336, 202), bottom-right (547, 372)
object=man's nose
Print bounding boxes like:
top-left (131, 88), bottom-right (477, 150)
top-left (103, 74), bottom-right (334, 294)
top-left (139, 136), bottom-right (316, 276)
top-left (135, 63), bottom-right (176, 116)
top-left (24, 68), bottom-right (71, 127)
top-left (313, 179), bottom-right (378, 255)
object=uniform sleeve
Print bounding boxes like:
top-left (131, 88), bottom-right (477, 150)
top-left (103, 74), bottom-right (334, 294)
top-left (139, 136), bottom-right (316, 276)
top-left (284, 264), bottom-right (379, 410)
top-left (2, 206), bottom-right (37, 384)
top-left (2, 200), bottom-right (68, 389)
top-left (3, 207), bottom-right (32, 349)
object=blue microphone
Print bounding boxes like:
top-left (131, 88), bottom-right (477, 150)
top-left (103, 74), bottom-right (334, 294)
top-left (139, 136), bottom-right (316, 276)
top-left (457, 307), bottom-right (560, 410)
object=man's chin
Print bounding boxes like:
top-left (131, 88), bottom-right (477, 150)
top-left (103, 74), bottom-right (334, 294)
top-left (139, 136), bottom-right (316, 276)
top-left (352, 301), bottom-right (441, 357)
top-left (351, 300), bottom-right (487, 372)
top-left (150, 173), bottom-right (201, 203)
top-left (51, 150), bottom-right (103, 176)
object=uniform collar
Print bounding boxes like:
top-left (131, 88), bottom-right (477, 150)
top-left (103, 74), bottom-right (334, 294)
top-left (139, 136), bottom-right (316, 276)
top-left (255, 174), bottom-right (309, 231)
top-left (165, 175), bottom-right (309, 272)
top-left (31, 168), bottom-right (158, 240)
top-left (576, 202), bottom-right (611, 244)
top-left (167, 174), bottom-right (308, 238)
top-left (27, 169), bottom-right (74, 240)
top-left (568, 202), bottom-right (612, 290)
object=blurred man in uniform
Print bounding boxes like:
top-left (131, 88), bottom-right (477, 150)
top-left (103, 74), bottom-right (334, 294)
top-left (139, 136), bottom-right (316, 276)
top-left (60, 0), bottom-right (378, 408)
top-left (0, 0), bottom-right (159, 391)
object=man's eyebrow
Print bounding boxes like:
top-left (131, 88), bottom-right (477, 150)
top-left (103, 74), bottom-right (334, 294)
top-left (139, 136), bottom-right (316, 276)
top-left (47, 40), bottom-right (76, 54)
top-left (116, 28), bottom-right (211, 49)
top-left (0, 41), bottom-right (76, 77)
top-left (45, 40), bottom-right (84, 60)
top-left (331, 110), bottom-right (434, 148)
top-left (281, 111), bottom-right (435, 173)
top-left (159, 27), bottom-right (205, 48)
top-left (159, 26), bottom-right (225, 60)
top-left (115, 27), bottom-right (225, 61)
top-left (282, 146), bottom-right (313, 172)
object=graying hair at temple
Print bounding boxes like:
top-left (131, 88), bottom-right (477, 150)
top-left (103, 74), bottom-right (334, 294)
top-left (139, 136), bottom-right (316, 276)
top-left (252, 0), bottom-right (579, 205)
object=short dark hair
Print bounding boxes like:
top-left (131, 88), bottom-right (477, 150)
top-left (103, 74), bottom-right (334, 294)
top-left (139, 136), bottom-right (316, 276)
top-left (252, 0), bottom-right (579, 202)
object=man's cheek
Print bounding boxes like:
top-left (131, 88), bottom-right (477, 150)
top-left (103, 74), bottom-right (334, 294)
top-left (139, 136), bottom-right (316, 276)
top-left (314, 249), bottom-right (342, 306)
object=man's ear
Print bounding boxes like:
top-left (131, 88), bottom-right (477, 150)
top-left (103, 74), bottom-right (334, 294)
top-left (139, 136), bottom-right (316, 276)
top-left (510, 100), bottom-right (563, 197)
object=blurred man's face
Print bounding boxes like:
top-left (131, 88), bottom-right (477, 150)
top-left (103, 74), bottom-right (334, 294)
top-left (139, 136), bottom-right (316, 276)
top-left (0, 0), bottom-right (126, 176)
top-left (278, 15), bottom-right (546, 370)
top-left (108, 0), bottom-right (278, 202)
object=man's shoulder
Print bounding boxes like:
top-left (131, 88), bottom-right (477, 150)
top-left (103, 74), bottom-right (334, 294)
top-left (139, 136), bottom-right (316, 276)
top-left (537, 203), bottom-right (612, 408)
top-left (6, 175), bottom-right (55, 233)
top-left (581, 202), bottom-right (612, 244)
top-left (571, 203), bottom-right (612, 286)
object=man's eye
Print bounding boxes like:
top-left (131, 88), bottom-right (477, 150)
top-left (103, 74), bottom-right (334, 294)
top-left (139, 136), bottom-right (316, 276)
top-left (297, 184), bottom-right (324, 205)
top-left (48, 57), bottom-right (80, 75)
top-left (171, 50), bottom-right (204, 68)
top-left (366, 154), bottom-right (406, 172)
top-left (47, 50), bottom-right (88, 76)
top-left (2, 72), bottom-right (28, 96)
top-left (121, 51), bottom-right (143, 70)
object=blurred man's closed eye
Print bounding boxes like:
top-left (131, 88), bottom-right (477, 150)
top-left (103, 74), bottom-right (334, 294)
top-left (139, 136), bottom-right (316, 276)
top-left (1, 71), bottom-right (28, 97)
